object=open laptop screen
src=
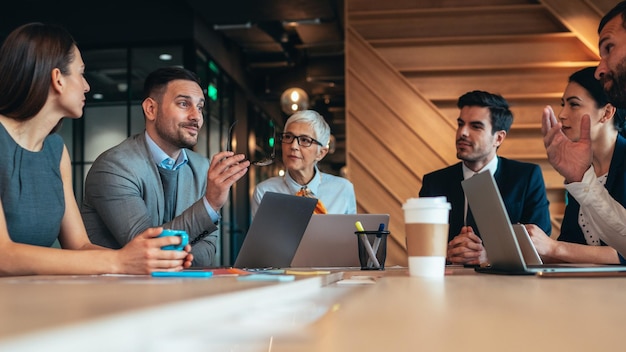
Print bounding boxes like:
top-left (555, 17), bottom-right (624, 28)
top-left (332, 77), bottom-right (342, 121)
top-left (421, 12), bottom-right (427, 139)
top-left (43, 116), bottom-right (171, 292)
top-left (233, 192), bottom-right (317, 269)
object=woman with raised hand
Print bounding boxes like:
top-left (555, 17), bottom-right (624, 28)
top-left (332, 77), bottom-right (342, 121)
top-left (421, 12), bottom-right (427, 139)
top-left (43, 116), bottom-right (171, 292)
top-left (527, 66), bottom-right (626, 264)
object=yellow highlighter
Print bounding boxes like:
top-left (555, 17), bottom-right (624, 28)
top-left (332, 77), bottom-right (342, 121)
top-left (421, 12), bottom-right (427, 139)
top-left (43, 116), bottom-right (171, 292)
top-left (355, 221), bottom-right (380, 268)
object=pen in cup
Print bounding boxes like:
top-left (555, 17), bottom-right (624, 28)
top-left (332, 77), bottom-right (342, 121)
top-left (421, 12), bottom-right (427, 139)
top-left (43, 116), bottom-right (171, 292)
top-left (368, 223), bottom-right (386, 268)
top-left (355, 221), bottom-right (380, 268)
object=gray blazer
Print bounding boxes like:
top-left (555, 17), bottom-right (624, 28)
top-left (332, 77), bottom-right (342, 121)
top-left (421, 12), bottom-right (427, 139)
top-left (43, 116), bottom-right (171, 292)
top-left (81, 133), bottom-right (218, 266)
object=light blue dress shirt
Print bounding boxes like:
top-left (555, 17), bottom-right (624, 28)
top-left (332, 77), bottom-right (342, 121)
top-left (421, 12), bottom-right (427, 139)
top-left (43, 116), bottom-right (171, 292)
top-left (145, 132), bottom-right (219, 223)
top-left (251, 165), bottom-right (357, 218)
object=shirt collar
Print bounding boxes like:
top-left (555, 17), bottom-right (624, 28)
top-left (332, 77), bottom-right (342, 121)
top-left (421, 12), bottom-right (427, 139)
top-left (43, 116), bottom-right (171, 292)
top-left (462, 155), bottom-right (499, 180)
top-left (145, 131), bottom-right (188, 170)
top-left (284, 166), bottom-right (322, 195)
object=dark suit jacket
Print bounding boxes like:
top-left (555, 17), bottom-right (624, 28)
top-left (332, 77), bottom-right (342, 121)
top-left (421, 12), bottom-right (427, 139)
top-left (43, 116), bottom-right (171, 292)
top-left (558, 134), bottom-right (626, 246)
top-left (419, 157), bottom-right (551, 242)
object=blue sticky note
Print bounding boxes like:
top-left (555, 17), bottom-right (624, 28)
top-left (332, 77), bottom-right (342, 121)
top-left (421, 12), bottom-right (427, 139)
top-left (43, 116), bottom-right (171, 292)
top-left (151, 271), bottom-right (213, 278)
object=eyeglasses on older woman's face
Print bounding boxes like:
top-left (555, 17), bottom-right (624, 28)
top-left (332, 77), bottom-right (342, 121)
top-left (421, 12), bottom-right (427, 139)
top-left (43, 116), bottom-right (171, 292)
top-left (279, 132), bottom-right (323, 147)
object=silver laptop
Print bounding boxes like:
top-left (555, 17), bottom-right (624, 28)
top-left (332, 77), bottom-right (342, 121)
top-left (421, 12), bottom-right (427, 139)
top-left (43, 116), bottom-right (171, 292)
top-left (233, 192), bottom-right (318, 269)
top-left (462, 171), bottom-right (626, 275)
top-left (512, 223), bottom-right (543, 265)
top-left (291, 214), bottom-right (390, 268)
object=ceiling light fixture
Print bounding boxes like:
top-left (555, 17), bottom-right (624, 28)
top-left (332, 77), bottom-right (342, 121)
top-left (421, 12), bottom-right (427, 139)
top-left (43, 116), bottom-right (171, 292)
top-left (213, 22), bottom-right (252, 30)
top-left (280, 87), bottom-right (309, 115)
top-left (159, 53), bottom-right (173, 61)
top-left (282, 18), bottom-right (321, 27)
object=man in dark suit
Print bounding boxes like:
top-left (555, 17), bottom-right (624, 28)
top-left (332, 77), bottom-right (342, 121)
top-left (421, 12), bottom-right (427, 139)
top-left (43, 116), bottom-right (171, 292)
top-left (420, 90), bottom-right (551, 265)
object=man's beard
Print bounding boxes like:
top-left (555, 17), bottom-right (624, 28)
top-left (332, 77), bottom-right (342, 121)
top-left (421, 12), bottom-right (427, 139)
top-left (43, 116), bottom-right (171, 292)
top-left (155, 118), bottom-right (198, 150)
top-left (602, 59), bottom-right (626, 109)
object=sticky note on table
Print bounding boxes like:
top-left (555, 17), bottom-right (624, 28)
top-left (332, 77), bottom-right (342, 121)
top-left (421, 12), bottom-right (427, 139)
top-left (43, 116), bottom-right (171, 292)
top-left (336, 276), bottom-right (376, 285)
top-left (237, 274), bottom-right (295, 282)
top-left (151, 271), bottom-right (213, 278)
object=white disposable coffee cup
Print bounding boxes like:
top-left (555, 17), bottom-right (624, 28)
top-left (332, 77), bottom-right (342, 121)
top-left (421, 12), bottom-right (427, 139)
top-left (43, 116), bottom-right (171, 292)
top-left (403, 197), bottom-right (451, 278)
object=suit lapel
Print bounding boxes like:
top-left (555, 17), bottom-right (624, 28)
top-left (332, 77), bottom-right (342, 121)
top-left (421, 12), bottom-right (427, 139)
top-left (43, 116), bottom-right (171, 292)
top-left (137, 133), bottom-right (167, 222)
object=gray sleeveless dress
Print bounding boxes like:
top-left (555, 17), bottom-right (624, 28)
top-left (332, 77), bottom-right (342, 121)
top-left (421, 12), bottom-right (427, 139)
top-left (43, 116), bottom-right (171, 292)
top-left (0, 123), bottom-right (65, 246)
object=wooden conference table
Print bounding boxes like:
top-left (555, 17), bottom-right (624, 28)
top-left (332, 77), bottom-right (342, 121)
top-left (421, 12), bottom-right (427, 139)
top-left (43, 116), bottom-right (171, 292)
top-left (0, 266), bottom-right (625, 351)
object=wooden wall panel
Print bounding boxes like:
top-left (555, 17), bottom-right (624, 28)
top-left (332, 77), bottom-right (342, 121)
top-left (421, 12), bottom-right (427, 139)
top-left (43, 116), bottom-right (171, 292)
top-left (437, 102), bottom-right (563, 127)
top-left (437, 98), bottom-right (562, 121)
top-left (374, 35), bottom-right (598, 70)
top-left (348, 0), bottom-right (534, 12)
top-left (347, 28), bottom-right (457, 164)
top-left (405, 68), bottom-right (583, 102)
top-left (497, 135), bottom-right (548, 159)
top-left (592, 0), bottom-right (625, 13)
top-left (350, 6), bottom-right (564, 39)
top-left (347, 82), bottom-right (454, 178)
top-left (540, 0), bottom-right (605, 54)
top-left (348, 113), bottom-right (424, 200)
top-left (508, 102), bottom-right (563, 125)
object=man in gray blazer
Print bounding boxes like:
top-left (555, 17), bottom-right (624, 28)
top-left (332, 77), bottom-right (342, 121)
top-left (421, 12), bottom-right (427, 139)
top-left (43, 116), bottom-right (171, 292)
top-left (81, 67), bottom-right (249, 266)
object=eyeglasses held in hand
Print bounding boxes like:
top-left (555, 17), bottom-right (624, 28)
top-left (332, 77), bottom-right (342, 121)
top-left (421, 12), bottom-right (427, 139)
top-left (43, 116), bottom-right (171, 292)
top-left (279, 133), bottom-right (323, 147)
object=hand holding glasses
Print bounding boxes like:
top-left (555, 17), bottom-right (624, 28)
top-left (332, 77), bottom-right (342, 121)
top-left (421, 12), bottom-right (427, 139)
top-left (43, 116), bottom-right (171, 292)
top-left (226, 120), bottom-right (237, 152)
top-left (251, 123), bottom-right (276, 167)
top-left (226, 120), bottom-right (275, 167)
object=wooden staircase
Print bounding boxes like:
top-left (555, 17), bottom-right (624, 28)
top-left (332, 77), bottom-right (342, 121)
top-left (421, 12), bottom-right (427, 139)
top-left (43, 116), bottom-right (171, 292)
top-left (345, 0), bottom-right (621, 266)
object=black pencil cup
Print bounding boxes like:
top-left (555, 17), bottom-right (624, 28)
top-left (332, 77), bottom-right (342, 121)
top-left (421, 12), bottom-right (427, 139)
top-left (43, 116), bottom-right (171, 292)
top-left (355, 230), bottom-right (390, 270)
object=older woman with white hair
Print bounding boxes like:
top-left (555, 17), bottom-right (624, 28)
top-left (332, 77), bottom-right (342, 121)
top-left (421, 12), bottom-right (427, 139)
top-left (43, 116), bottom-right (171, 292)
top-left (251, 110), bottom-right (356, 217)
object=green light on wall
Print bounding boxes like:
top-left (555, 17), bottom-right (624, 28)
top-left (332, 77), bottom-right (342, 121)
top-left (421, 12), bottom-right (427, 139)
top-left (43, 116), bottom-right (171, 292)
top-left (209, 60), bottom-right (219, 74)
top-left (208, 83), bottom-right (218, 101)
top-left (269, 120), bottom-right (275, 147)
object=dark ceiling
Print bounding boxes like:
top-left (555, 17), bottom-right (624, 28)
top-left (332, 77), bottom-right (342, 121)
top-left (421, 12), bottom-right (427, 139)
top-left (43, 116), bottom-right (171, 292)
top-left (185, 0), bottom-right (347, 164)
top-left (0, 0), bottom-right (346, 165)
top-left (188, 0), bottom-right (345, 102)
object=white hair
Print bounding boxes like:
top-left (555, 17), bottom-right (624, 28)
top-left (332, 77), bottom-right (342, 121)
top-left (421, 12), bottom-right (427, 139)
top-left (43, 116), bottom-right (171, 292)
top-left (284, 110), bottom-right (331, 147)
